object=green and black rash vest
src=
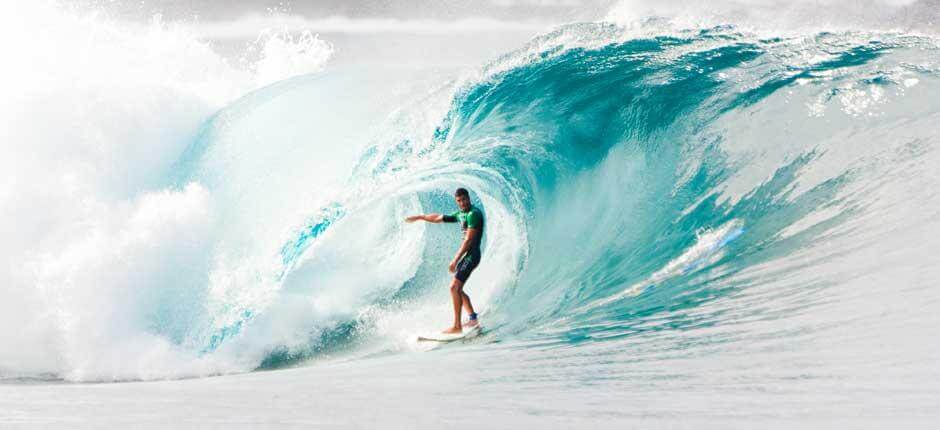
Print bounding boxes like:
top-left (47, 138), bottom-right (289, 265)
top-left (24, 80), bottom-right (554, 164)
top-left (442, 206), bottom-right (484, 262)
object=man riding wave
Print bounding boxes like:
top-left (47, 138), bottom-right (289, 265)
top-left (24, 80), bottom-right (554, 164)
top-left (405, 188), bottom-right (483, 334)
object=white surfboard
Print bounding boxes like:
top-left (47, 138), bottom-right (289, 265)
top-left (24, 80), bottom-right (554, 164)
top-left (416, 325), bottom-right (482, 343)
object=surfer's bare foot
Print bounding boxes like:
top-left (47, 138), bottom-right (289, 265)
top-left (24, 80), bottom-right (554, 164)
top-left (465, 319), bottom-right (479, 327)
top-left (442, 326), bottom-right (462, 334)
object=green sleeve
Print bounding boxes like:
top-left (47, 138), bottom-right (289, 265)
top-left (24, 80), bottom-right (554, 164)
top-left (442, 211), bottom-right (460, 223)
top-left (466, 210), bottom-right (482, 229)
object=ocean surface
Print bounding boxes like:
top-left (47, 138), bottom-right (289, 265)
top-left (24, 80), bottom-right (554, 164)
top-left (1, 1), bottom-right (939, 428)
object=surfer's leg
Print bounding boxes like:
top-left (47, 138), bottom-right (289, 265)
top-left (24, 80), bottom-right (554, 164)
top-left (461, 292), bottom-right (477, 326)
top-left (444, 278), bottom-right (465, 334)
top-left (461, 292), bottom-right (474, 315)
top-left (453, 252), bottom-right (479, 322)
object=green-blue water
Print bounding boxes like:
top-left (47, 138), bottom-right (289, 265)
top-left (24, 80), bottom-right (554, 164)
top-left (2, 12), bottom-right (939, 426)
top-left (170, 26), bottom-right (940, 377)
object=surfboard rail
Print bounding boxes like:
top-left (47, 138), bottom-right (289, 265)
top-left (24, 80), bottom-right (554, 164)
top-left (416, 325), bottom-right (482, 342)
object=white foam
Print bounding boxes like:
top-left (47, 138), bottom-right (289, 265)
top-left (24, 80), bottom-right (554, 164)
top-left (0, 2), bottom-right (333, 381)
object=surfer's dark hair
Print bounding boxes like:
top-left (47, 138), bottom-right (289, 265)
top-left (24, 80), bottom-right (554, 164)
top-left (455, 188), bottom-right (470, 198)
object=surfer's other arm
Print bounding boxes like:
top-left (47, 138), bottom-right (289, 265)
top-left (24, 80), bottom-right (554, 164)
top-left (405, 213), bottom-right (446, 223)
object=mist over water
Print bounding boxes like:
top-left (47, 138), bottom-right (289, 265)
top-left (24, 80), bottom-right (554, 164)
top-left (1, 0), bottom-right (939, 424)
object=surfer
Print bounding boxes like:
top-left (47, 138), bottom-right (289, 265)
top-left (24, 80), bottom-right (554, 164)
top-left (405, 188), bottom-right (483, 334)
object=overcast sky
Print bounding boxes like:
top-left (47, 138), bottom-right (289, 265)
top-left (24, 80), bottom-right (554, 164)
top-left (64, 1), bottom-right (616, 69)
top-left (68, 0), bottom-right (938, 54)
top-left (73, 0), bottom-right (939, 35)
top-left (76, 0), bottom-right (615, 23)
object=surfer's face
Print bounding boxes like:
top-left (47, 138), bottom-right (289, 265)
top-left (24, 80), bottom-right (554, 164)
top-left (455, 194), bottom-right (470, 211)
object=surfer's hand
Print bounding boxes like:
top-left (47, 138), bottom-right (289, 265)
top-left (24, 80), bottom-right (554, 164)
top-left (449, 260), bottom-right (457, 273)
top-left (405, 215), bottom-right (421, 223)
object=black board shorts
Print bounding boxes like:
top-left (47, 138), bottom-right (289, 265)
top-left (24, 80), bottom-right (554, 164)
top-left (454, 250), bottom-right (481, 283)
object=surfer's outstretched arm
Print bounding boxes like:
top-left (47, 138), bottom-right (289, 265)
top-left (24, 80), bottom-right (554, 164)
top-left (405, 213), bottom-right (445, 223)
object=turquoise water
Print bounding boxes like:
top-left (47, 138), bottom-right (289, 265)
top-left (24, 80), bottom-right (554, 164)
top-left (175, 26), bottom-right (940, 373)
top-left (2, 7), bottom-right (939, 426)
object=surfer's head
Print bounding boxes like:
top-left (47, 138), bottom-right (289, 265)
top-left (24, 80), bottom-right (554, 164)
top-left (455, 187), bottom-right (471, 211)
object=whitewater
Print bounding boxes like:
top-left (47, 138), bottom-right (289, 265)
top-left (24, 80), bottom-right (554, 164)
top-left (1, 1), bottom-right (939, 427)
